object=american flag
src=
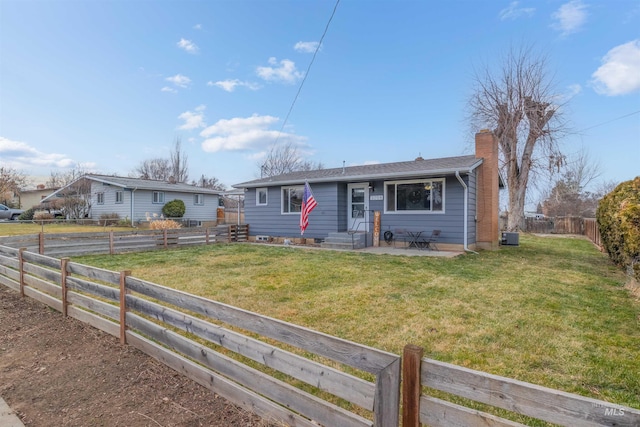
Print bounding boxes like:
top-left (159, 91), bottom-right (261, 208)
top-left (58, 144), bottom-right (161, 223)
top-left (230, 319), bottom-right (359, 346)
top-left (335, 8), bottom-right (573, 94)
top-left (300, 181), bottom-right (318, 235)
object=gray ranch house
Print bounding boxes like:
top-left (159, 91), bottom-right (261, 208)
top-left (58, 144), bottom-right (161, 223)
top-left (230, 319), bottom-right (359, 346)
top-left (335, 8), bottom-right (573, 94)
top-left (42, 174), bottom-right (221, 227)
top-left (234, 130), bottom-right (503, 251)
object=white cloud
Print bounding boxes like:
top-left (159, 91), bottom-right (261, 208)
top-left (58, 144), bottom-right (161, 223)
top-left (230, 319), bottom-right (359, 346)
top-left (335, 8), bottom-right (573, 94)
top-left (551, 0), bottom-right (588, 35)
top-left (592, 40), bottom-right (640, 96)
top-left (207, 79), bottom-right (260, 92)
top-left (161, 86), bottom-right (177, 93)
top-left (0, 136), bottom-right (76, 170)
top-left (193, 24), bottom-right (202, 30)
top-left (165, 74), bottom-right (191, 88)
top-left (294, 41), bottom-right (320, 53)
top-left (256, 57), bottom-right (303, 84)
top-left (499, 1), bottom-right (535, 20)
top-left (566, 83), bottom-right (582, 98)
top-left (199, 114), bottom-right (306, 152)
top-left (178, 105), bottom-right (207, 130)
top-left (177, 38), bottom-right (199, 54)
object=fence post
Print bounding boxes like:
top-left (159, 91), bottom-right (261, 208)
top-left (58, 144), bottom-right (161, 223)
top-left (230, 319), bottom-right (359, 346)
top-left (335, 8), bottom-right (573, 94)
top-left (119, 270), bottom-right (131, 345)
top-left (163, 229), bottom-right (168, 249)
top-left (109, 231), bottom-right (114, 255)
top-left (402, 344), bottom-right (424, 427)
top-left (374, 357), bottom-right (401, 427)
top-left (60, 258), bottom-right (70, 317)
top-left (18, 247), bottom-right (26, 297)
top-left (39, 232), bottom-right (44, 254)
top-left (205, 227), bottom-right (210, 244)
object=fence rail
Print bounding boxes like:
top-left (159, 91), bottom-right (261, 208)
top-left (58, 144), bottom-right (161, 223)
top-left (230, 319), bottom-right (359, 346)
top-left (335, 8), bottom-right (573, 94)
top-left (0, 225), bottom-right (249, 257)
top-left (0, 244), bottom-right (637, 426)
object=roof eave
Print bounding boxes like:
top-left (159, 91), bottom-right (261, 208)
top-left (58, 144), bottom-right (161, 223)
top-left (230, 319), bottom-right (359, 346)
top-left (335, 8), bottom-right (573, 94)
top-left (234, 160), bottom-right (484, 188)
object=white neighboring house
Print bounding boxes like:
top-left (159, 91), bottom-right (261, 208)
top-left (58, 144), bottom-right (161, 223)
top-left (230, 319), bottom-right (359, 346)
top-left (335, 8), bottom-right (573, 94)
top-left (41, 174), bottom-right (222, 226)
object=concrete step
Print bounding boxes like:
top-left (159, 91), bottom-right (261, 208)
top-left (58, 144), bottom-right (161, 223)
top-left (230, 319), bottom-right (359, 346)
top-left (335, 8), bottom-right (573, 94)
top-left (321, 241), bottom-right (366, 250)
top-left (321, 232), bottom-right (367, 249)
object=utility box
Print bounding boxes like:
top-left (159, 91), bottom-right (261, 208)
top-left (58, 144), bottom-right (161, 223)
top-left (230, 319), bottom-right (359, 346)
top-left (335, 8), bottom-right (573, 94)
top-left (501, 232), bottom-right (519, 246)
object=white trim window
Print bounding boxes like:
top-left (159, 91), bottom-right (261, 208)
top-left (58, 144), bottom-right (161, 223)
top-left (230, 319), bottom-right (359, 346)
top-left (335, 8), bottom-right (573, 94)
top-left (152, 191), bottom-right (165, 204)
top-left (385, 178), bottom-right (445, 213)
top-left (281, 186), bottom-right (303, 214)
top-left (96, 192), bottom-right (105, 205)
top-left (194, 193), bottom-right (204, 205)
top-left (257, 188), bottom-right (268, 206)
top-left (115, 191), bottom-right (123, 204)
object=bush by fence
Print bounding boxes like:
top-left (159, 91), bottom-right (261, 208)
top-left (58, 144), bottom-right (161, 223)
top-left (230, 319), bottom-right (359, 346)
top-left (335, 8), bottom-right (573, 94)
top-left (0, 244), bottom-right (637, 426)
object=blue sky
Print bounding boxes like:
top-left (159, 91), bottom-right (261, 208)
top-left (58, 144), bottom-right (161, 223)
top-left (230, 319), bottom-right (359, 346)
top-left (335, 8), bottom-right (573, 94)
top-left (1, 0), bottom-right (639, 205)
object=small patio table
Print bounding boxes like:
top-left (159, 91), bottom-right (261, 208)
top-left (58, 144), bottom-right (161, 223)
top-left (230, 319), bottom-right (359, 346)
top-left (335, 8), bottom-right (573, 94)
top-left (406, 230), bottom-right (426, 249)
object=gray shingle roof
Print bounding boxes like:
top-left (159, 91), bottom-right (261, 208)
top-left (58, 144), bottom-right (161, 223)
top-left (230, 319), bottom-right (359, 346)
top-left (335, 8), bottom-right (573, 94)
top-left (85, 174), bottom-right (221, 194)
top-left (234, 155), bottom-right (482, 188)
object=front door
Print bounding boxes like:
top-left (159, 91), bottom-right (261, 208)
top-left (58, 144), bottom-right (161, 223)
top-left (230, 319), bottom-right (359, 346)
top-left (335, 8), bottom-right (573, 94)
top-left (348, 183), bottom-right (369, 232)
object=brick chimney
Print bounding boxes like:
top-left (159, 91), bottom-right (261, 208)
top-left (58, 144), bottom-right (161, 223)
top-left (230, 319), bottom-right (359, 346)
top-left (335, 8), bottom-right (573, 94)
top-left (475, 129), bottom-right (500, 250)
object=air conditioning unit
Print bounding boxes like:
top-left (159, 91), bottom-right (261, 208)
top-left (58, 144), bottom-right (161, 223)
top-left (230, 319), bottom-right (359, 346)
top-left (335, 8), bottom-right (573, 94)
top-left (501, 232), bottom-right (519, 246)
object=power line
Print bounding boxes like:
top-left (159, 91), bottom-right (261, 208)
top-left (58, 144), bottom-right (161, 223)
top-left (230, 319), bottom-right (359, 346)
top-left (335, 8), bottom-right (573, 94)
top-left (575, 109), bottom-right (640, 133)
top-left (272, 0), bottom-right (340, 146)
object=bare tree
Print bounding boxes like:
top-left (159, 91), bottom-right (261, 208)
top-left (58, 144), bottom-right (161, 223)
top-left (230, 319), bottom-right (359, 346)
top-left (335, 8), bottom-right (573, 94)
top-left (192, 174), bottom-right (226, 191)
top-left (170, 137), bottom-right (189, 183)
top-left (469, 45), bottom-right (568, 231)
top-left (0, 167), bottom-right (27, 207)
top-left (133, 138), bottom-right (188, 182)
top-left (134, 158), bottom-right (172, 180)
top-left (43, 166), bottom-right (94, 219)
top-left (259, 142), bottom-right (324, 178)
top-left (46, 166), bottom-right (90, 188)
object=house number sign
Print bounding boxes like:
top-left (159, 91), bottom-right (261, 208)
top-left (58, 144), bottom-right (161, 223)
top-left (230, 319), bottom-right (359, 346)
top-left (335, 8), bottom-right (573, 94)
top-left (370, 195), bottom-right (383, 201)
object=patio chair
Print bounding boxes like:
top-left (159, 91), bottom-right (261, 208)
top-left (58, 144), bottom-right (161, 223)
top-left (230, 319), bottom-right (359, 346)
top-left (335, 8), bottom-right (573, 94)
top-left (423, 229), bottom-right (441, 250)
top-left (393, 228), bottom-right (409, 248)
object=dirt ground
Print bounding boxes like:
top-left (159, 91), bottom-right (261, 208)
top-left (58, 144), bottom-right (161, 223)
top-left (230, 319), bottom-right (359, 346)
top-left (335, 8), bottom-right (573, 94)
top-left (0, 286), bottom-right (275, 427)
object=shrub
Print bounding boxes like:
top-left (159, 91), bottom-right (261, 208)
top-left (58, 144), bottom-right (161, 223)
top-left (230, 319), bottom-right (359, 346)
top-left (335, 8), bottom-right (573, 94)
top-left (99, 213), bottom-right (120, 226)
top-left (33, 211), bottom-right (54, 221)
top-left (149, 219), bottom-right (182, 230)
top-left (596, 177), bottom-right (640, 280)
top-left (117, 217), bottom-right (132, 227)
top-left (162, 199), bottom-right (186, 218)
top-left (18, 208), bottom-right (35, 221)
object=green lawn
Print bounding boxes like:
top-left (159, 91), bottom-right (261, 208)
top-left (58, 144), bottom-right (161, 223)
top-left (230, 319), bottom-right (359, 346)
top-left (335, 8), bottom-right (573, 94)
top-left (76, 234), bottom-right (639, 412)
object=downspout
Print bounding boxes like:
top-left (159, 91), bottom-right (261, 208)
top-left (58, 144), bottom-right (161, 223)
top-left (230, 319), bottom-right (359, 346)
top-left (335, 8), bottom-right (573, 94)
top-left (130, 187), bottom-right (137, 227)
top-left (455, 171), bottom-right (478, 254)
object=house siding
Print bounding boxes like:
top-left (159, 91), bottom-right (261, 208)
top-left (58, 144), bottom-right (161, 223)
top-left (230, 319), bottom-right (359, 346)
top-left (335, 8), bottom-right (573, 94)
top-left (378, 176), bottom-right (466, 245)
top-left (245, 183), bottom-right (341, 239)
top-left (245, 175), bottom-right (475, 246)
top-left (89, 182), bottom-right (218, 224)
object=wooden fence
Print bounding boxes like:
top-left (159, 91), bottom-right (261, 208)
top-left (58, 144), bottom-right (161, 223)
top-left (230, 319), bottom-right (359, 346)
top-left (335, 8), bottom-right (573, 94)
top-left (525, 217), bottom-right (602, 249)
top-left (0, 245), bottom-right (637, 426)
top-left (0, 225), bottom-right (249, 258)
top-left (583, 218), bottom-right (602, 249)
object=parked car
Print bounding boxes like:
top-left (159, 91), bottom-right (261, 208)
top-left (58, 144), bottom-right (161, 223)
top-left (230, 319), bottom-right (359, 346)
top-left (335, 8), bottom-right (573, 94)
top-left (0, 204), bottom-right (24, 220)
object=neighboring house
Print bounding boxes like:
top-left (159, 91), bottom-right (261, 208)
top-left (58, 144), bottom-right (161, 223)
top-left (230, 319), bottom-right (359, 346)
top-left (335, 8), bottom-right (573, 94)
top-left (19, 185), bottom-right (60, 209)
top-left (234, 130), bottom-right (503, 251)
top-left (42, 174), bottom-right (221, 226)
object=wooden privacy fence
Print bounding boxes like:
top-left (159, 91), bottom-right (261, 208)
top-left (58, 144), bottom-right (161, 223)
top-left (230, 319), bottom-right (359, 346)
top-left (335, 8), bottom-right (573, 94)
top-left (525, 216), bottom-right (585, 234)
top-left (525, 217), bottom-right (602, 249)
top-left (583, 218), bottom-right (602, 249)
top-left (0, 245), bottom-right (637, 426)
top-left (0, 224), bottom-right (249, 257)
